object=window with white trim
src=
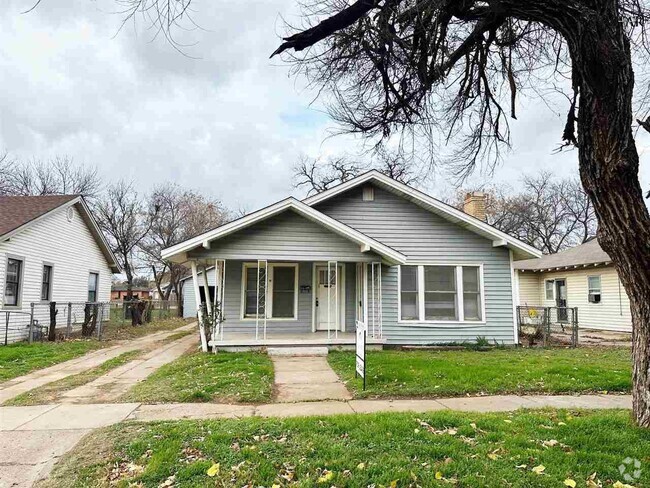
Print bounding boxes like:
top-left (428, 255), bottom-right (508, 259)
top-left (399, 265), bottom-right (483, 322)
top-left (588, 275), bottom-right (601, 303)
top-left (88, 272), bottom-right (99, 302)
top-left (4, 257), bottom-right (23, 307)
top-left (242, 263), bottom-right (298, 319)
top-left (545, 280), bottom-right (554, 300)
top-left (400, 265), bottom-right (419, 320)
top-left (41, 265), bottom-right (53, 301)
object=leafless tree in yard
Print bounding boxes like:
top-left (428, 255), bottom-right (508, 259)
top-left (459, 172), bottom-right (596, 253)
top-left (140, 184), bottom-right (229, 314)
top-left (294, 147), bottom-right (430, 194)
top-left (0, 154), bottom-right (101, 199)
top-left (94, 181), bottom-right (159, 324)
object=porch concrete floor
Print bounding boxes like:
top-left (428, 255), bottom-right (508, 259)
top-left (211, 331), bottom-right (385, 349)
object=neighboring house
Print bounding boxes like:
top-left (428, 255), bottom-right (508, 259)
top-left (110, 284), bottom-right (152, 300)
top-left (0, 195), bottom-right (120, 342)
top-left (515, 239), bottom-right (631, 332)
top-left (180, 266), bottom-right (215, 319)
top-left (162, 171), bottom-right (540, 346)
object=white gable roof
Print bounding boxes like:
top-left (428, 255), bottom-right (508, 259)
top-left (161, 197), bottom-right (406, 264)
top-left (303, 170), bottom-right (542, 260)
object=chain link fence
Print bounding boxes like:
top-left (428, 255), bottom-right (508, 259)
top-left (107, 300), bottom-right (179, 325)
top-left (517, 306), bottom-right (579, 347)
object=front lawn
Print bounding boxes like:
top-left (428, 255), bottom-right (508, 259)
top-left (329, 348), bottom-right (631, 398)
top-left (119, 352), bottom-right (274, 404)
top-left (40, 409), bottom-right (649, 487)
top-left (0, 340), bottom-right (103, 382)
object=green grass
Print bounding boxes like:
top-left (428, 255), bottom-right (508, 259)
top-left (119, 352), bottom-right (274, 404)
top-left (329, 348), bottom-right (632, 398)
top-left (4, 350), bottom-right (143, 406)
top-left (0, 340), bottom-right (103, 382)
top-left (40, 409), bottom-right (650, 487)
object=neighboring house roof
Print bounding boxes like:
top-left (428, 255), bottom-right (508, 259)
top-left (162, 197), bottom-right (407, 265)
top-left (514, 239), bottom-right (611, 271)
top-left (303, 170), bottom-right (542, 260)
top-left (0, 194), bottom-right (121, 273)
top-left (178, 266), bottom-right (215, 282)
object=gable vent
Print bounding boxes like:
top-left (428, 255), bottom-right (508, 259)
top-left (362, 185), bottom-right (374, 201)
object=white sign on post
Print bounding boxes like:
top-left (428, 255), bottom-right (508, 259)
top-left (355, 321), bottom-right (366, 388)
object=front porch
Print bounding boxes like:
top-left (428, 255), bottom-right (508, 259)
top-left (186, 258), bottom-right (386, 352)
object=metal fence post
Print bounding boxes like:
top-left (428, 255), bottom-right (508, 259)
top-left (96, 303), bottom-right (103, 340)
top-left (28, 303), bottom-right (35, 344)
top-left (66, 302), bottom-right (72, 338)
top-left (4, 312), bottom-right (9, 346)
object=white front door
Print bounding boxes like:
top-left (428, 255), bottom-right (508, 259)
top-left (316, 266), bottom-right (342, 331)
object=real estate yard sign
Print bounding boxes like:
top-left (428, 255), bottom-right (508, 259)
top-left (355, 321), bottom-right (366, 390)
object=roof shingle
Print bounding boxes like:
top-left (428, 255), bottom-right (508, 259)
top-left (0, 195), bottom-right (79, 237)
top-left (514, 239), bottom-right (610, 270)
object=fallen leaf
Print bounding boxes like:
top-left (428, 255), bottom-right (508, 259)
top-left (317, 470), bottom-right (334, 483)
top-left (612, 483), bottom-right (635, 488)
top-left (564, 479), bottom-right (576, 488)
top-left (435, 471), bottom-right (443, 480)
top-left (356, 462), bottom-right (366, 470)
top-left (206, 463), bottom-right (220, 477)
top-left (389, 479), bottom-right (398, 488)
top-left (532, 465), bottom-right (546, 475)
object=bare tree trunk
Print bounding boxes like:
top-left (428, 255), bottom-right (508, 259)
top-left (568, 9), bottom-right (650, 426)
top-left (48, 302), bottom-right (57, 342)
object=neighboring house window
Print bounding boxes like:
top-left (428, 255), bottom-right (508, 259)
top-left (4, 258), bottom-right (23, 307)
top-left (400, 265), bottom-right (419, 320)
top-left (41, 265), bottom-right (53, 301)
top-left (588, 276), bottom-right (602, 303)
top-left (88, 272), bottom-right (99, 302)
top-left (545, 280), bottom-right (554, 300)
top-left (424, 266), bottom-right (457, 320)
top-left (399, 265), bottom-right (483, 322)
top-left (242, 264), bottom-right (298, 319)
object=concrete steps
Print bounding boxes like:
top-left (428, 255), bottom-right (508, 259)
top-left (267, 346), bottom-right (329, 357)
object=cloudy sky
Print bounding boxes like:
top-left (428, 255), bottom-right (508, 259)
top-left (2, 0), bottom-right (650, 212)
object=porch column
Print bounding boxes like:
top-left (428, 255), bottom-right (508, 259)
top-left (190, 261), bottom-right (208, 352)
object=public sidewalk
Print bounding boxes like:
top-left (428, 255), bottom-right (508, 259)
top-left (0, 323), bottom-right (197, 405)
top-left (0, 394), bottom-right (632, 487)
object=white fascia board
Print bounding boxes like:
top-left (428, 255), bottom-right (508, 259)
top-left (77, 198), bottom-right (122, 273)
top-left (304, 170), bottom-right (542, 259)
top-left (161, 197), bottom-right (406, 264)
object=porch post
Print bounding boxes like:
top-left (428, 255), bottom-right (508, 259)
top-left (215, 259), bottom-right (226, 342)
top-left (190, 261), bottom-right (208, 352)
top-left (201, 264), bottom-right (213, 352)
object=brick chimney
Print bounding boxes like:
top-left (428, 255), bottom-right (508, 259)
top-left (463, 192), bottom-right (487, 221)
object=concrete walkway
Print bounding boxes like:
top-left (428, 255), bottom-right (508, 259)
top-left (0, 323), bottom-right (197, 405)
top-left (60, 334), bottom-right (196, 403)
top-left (271, 356), bottom-right (352, 402)
top-left (0, 395), bottom-right (632, 487)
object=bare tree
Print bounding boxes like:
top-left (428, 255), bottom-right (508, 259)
top-left (140, 184), bottom-right (229, 312)
top-left (462, 173), bottom-right (596, 253)
top-left (94, 181), bottom-right (158, 324)
top-left (0, 155), bottom-right (101, 199)
top-left (294, 148), bottom-right (428, 194)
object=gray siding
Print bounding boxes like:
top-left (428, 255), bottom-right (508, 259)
top-left (316, 185), bottom-right (516, 344)
top-left (182, 261), bottom-right (357, 334)
top-left (188, 210), bottom-right (380, 262)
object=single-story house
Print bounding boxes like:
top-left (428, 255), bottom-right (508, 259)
top-left (1, 195), bottom-right (120, 343)
top-left (515, 239), bottom-right (631, 332)
top-left (110, 284), bottom-right (152, 300)
top-left (162, 171), bottom-right (541, 349)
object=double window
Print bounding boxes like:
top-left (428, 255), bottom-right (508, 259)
top-left (588, 276), bottom-right (602, 303)
top-left (242, 263), bottom-right (298, 319)
top-left (399, 265), bottom-right (483, 322)
top-left (4, 257), bottom-right (23, 307)
top-left (88, 272), bottom-right (99, 302)
top-left (41, 265), bottom-right (53, 301)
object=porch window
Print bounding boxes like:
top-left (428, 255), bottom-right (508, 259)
top-left (271, 266), bottom-right (296, 318)
top-left (399, 264), bottom-right (484, 323)
top-left (242, 263), bottom-right (297, 319)
top-left (400, 265), bottom-right (419, 320)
